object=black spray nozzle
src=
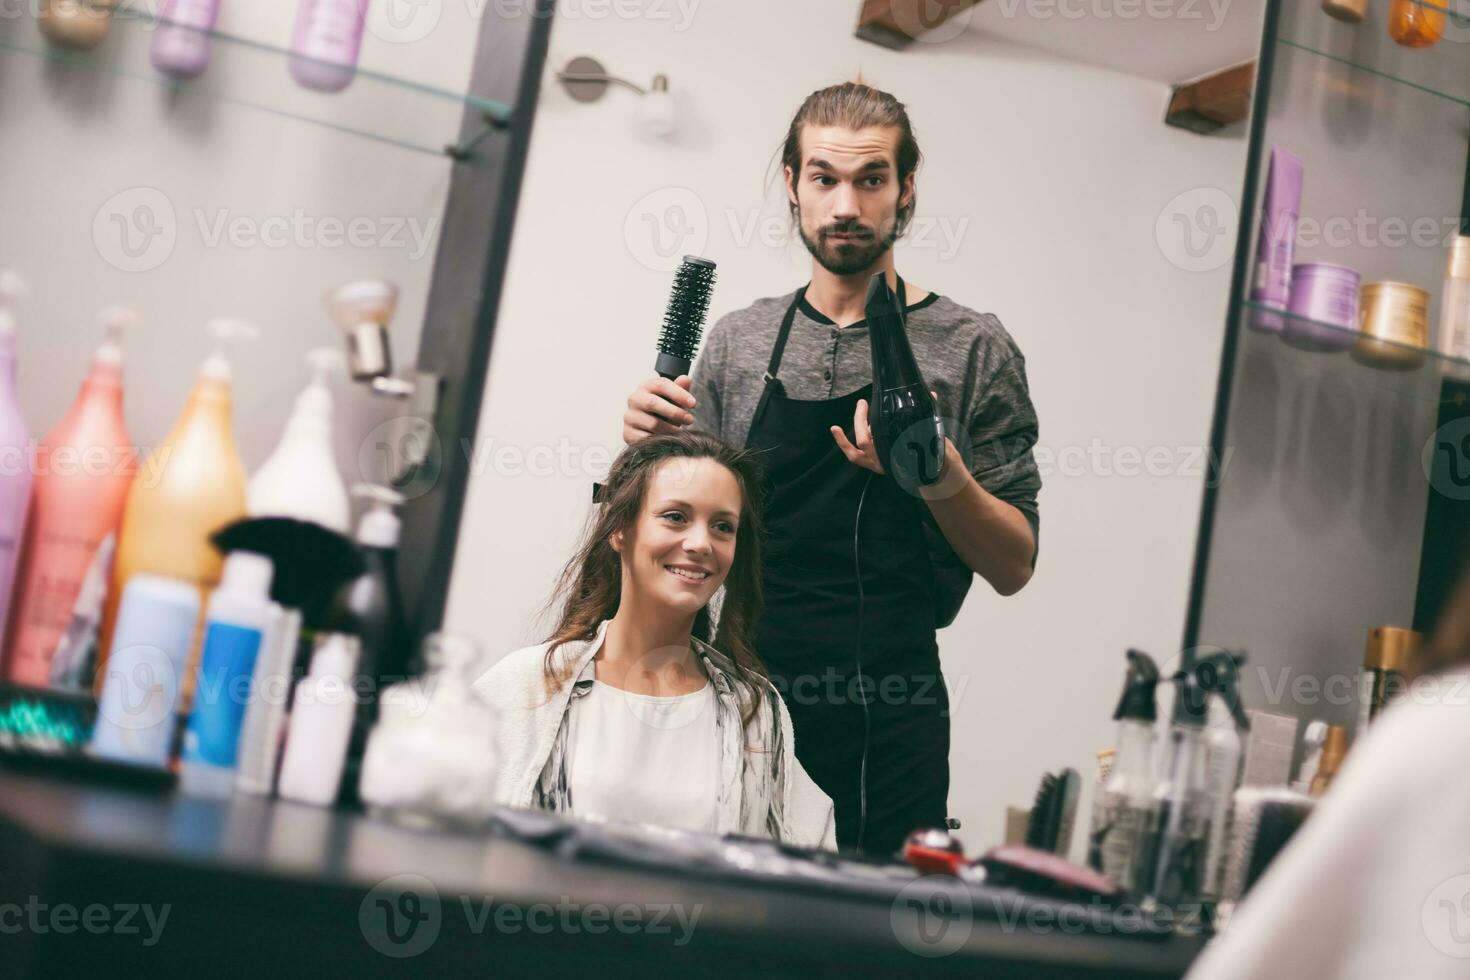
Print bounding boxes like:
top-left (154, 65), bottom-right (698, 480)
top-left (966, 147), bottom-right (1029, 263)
top-left (1169, 648), bottom-right (1249, 730)
top-left (1113, 648), bottom-right (1160, 723)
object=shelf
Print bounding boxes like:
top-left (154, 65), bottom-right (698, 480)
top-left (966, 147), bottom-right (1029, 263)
top-left (1241, 299), bottom-right (1470, 380)
top-left (1278, 0), bottom-right (1470, 114)
top-left (0, 6), bottom-right (512, 158)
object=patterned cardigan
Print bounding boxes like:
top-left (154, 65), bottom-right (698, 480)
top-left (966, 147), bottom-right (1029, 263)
top-left (473, 619), bottom-right (836, 849)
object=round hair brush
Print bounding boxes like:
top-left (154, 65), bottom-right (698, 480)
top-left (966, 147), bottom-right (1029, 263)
top-left (654, 255), bottom-right (717, 380)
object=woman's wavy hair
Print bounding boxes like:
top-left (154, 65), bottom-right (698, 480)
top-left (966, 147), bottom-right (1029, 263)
top-left (540, 430), bottom-right (769, 730)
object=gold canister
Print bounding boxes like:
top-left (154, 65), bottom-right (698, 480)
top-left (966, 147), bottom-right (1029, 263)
top-left (1353, 281), bottom-right (1429, 369)
top-left (1323, 0), bottom-right (1367, 23)
top-left (1309, 725), bottom-right (1350, 796)
top-left (1364, 626), bottom-right (1421, 672)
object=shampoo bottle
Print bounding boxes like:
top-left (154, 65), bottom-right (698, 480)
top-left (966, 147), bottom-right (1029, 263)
top-left (98, 318), bottom-right (257, 705)
top-left (0, 271), bottom-right (33, 672)
top-left (89, 574), bottom-right (200, 767)
top-left (7, 308), bottom-right (137, 691)
top-left (248, 347), bottom-right (350, 533)
top-left (179, 551), bottom-right (275, 796)
top-left (151, 0), bottom-right (223, 79)
top-left (1088, 649), bottom-right (1159, 891)
top-left (323, 483), bottom-right (408, 803)
top-left (289, 0), bottom-right (370, 93)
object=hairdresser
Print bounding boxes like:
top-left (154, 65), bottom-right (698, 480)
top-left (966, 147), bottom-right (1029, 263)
top-left (621, 82), bottom-right (1041, 855)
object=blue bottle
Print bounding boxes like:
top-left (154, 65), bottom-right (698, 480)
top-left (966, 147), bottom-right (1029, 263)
top-left (179, 551), bottom-right (274, 796)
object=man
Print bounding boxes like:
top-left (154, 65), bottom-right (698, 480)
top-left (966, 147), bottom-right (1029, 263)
top-left (622, 81), bottom-right (1041, 854)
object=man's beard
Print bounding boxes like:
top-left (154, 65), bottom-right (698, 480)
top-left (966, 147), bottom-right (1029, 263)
top-left (797, 212), bottom-right (899, 276)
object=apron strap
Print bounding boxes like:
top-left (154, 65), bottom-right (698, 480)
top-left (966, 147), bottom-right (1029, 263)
top-left (765, 275), bottom-right (906, 383)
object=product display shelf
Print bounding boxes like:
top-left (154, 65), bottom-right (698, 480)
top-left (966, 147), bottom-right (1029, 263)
top-left (0, 7), bottom-right (512, 158)
top-left (1277, 0), bottom-right (1470, 113)
top-left (1183, 0), bottom-right (1470, 736)
top-left (1240, 299), bottom-right (1470, 387)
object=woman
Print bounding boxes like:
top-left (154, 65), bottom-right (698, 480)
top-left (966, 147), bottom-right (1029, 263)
top-left (475, 431), bottom-right (836, 848)
top-left (1188, 572), bottom-right (1470, 979)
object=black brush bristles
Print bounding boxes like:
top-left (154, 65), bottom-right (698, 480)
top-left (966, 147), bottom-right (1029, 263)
top-left (654, 255), bottom-right (717, 380)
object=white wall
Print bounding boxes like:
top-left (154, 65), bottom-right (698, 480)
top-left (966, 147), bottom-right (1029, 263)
top-left (446, 0), bottom-right (1252, 851)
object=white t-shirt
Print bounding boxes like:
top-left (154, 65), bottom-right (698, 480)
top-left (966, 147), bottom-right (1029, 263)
top-left (565, 678), bottom-right (721, 833)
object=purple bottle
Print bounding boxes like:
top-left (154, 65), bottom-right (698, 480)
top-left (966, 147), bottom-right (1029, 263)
top-left (150, 0), bottom-right (222, 80)
top-left (0, 272), bottom-right (34, 648)
top-left (290, 0), bottom-right (370, 94)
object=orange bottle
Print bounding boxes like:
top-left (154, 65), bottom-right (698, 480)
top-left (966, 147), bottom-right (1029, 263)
top-left (96, 319), bottom-right (257, 704)
top-left (6, 309), bottom-right (137, 690)
top-left (1389, 0), bottom-right (1446, 46)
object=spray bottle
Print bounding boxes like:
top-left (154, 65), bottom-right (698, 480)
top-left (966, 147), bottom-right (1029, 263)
top-left (248, 347), bottom-right (350, 533)
top-left (1088, 649), bottom-right (1160, 890)
top-left (1134, 648), bottom-right (1246, 910)
top-left (98, 318), bottom-right (258, 706)
top-left (1201, 652), bottom-right (1250, 904)
top-left (7, 308), bottom-right (137, 691)
top-left (323, 483), bottom-right (408, 804)
top-left (0, 271), bottom-right (32, 668)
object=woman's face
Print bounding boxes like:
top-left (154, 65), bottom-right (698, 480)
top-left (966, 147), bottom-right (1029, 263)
top-left (613, 457), bottom-right (742, 618)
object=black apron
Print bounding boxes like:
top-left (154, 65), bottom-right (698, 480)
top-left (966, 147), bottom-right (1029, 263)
top-left (745, 279), bottom-right (950, 855)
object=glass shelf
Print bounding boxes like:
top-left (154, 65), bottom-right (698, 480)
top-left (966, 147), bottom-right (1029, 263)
top-left (1277, 0), bottom-right (1470, 113)
top-left (0, 6), bottom-right (512, 157)
top-left (1240, 299), bottom-right (1470, 379)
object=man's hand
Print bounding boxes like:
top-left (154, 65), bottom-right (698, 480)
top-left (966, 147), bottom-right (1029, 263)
top-left (830, 398), bottom-right (885, 474)
top-left (623, 375), bottom-right (697, 445)
top-left (832, 391), bottom-right (946, 476)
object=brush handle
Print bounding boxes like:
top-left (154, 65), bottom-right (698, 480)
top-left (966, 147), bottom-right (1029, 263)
top-left (654, 353), bottom-right (691, 381)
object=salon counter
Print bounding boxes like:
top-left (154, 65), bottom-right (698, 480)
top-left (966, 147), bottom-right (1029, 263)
top-left (0, 768), bottom-right (1203, 978)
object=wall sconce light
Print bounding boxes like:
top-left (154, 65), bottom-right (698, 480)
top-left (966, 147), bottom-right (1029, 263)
top-left (556, 56), bottom-right (677, 139)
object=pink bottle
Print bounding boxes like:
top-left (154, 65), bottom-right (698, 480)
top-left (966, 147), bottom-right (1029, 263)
top-left (0, 272), bottom-right (32, 663)
top-left (151, 0), bottom-right (223, 80)
top-left (4, 309), bottom-right (136, 691)
top-left (289, 0), bottom-right (369, 93)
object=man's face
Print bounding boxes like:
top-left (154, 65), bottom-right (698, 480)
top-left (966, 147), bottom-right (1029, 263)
top-left (786, 124), bottom-right (913, 276)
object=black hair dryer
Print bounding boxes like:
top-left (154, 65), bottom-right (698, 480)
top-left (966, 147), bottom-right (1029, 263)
top-left (865, 273), bottom-right (946, 489)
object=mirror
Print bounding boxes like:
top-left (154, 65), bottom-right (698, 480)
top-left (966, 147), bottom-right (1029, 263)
top-left (446, 0), bottom-right (1269, 856)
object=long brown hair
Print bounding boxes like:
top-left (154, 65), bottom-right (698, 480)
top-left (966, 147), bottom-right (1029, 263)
top-left (773, 79), bottom-right (924, 239)
top-left (540, 431), bottom-right (768, 730)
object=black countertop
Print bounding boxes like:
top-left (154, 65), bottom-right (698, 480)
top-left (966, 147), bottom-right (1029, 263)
top-left (0, 767), bottom-right (1203, 978)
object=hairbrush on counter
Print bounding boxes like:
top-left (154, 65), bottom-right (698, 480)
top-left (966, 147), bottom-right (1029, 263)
top-left (654, 256), bottom-right (717, 380)
top-left (865, 273), bottom-right (945, 489)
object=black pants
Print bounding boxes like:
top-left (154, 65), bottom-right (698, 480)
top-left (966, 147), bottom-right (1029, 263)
top-left (766, 652), bottom-right (951, 856)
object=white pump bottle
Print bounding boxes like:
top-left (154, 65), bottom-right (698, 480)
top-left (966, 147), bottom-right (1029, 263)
top-left (248, 347), bottom-right (350, 533)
